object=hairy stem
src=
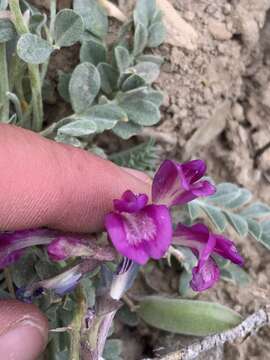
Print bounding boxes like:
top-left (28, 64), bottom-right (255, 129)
top-left (0, 43), bottom-right (10, 122)
top-left (69, 286), bottom-right (85, 360)
top-left (9, 0), bottom-right (43, 131)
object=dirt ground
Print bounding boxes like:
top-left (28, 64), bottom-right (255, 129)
top-left (148, 1), bottom-right (270, 359)
top-left (31, 0), bottom-right (270, 359)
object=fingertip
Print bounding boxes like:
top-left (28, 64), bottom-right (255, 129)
top-left (0, 300), bottom-right (48, 360)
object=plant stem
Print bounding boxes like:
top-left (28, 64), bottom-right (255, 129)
top-left (4, 268), bottom-right (15, 298)
top-left (6, 92), bottom-right (23, 124)
top-left (0, 43), bottom-right (10, 122)
top-left (69, 286), bottom-right (85, 360)
top-left (49, 0), bottom-right (56, 38)
top-left (9, 0), bottom-right (43, 131)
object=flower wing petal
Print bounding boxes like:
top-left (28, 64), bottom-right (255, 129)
top-left (105, 212), bottom-right (149, 265)
top-left (142, 205), bottom-right (173, 259)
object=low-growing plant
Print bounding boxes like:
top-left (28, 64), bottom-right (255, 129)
top-left (0, 1), bottom-right (269, 360)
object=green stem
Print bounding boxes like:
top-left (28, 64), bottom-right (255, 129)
top-left (49, 0), bottom-right (56, 38)
top-left (6, 92), bottom-right (23, 125)
top-left (0, 43), bottom-right (10, 122)
top-left (69, 286), bottom-right (85, 360)
top-left (9, 0), bottom-right (43, 131)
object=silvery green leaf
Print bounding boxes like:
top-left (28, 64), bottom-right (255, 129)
top-left (152, 9), bottom-right (163, 23)
top-left (133, 23), bottom-right (148, 56)
top-left (58, 117), bottom-right (97, 136)
top-left (221, 263), bottom-right (250, 286)
top-left (178, 246), bottom-right (197, 273)
top-left (80, 104), bottom-right (127, 133)
top-left (134, 0), bottom-right (156, 27)
top-left (98, 95), bottom-right (110, 105)
top-left (207, 182), bottom-right (240, 205)
top-left (121, 74), bottom-right (146, 92)
top-left (74, 0), bottom-right (108, 38)
top-left (81, 278), bottom-right (96, 307)
top-left (69, 62), bottom-right (100, 113)
top-left (55, 133), bottom-right (84, 147)
top-left (138, 296), bottom-right (242, 336)
top-left (187, 202), bottom-right (201, 220)
top-left (80, 39), bottom-right (107, 65)
top-left (54, 9), bottom-right (84, 47)
top-left (223, 211), bottom-right (248, 237)
top-left (120, 99), bottom-right (160, 126)
top-left (11, 252), bottom-right (39, 288)
top-left (112, 121), bottom-right (142, 139)
top-left (118, 86), bottom-right (148, 103)
top-left (128, 62), bottom-right (160, 84)
top-left (262, 220), bottom-right (270, 234)
top-left (259, 232), bottom-right (270, 250)
top-left (97, 63), bottom-right (119, 95)
top-left (179, 271), bottom-right (197, 298)
top-left (137, 54), bottom-right (164, 65)
top-left (90, 145), bottom-right (107, 159)
top-left (247, 218), bottom-right (262, 241)
top-left (224, 189), bottom-right (252, 209)
top-left (118, 305), bottom-right (139, 327)
top-left (0, 19), bottom-right (16, 43)
top-left (103, 339), bottom-right (123, 360)
top-left (114, 46), bottom-right (132, 73)
top-left (17, 33), bottom-right (53, 64)
top-left (198, 203), bottom-right (226, 232)
top-left (240, 202), bottom-right (270, 218)
top-left (146, 90), bottom-right (163, 106)
top-left (147, 21), bottom-right (166, 47)
top-left (57, 71), bottom-right (71, 103)
top-left (0, 0), bottom-right (8, 10)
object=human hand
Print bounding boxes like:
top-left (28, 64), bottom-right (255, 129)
top-left (0, 124), bottom-right (150, 360)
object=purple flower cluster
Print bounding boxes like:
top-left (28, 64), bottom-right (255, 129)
top-left (0, 159), bottom-right (244, 294)
top-left (105, 159), bottom-right (243, 291)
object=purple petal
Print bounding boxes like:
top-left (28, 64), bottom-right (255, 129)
top-left (173, 222), bottom-right (244, 291)
top-left (0, 229), bottom-right (57, 268)
top-left (105, 212), bottom-right (149, 264)
top-left (105, 205), bottom-right (172, 265)
top-left (214, 235), bottom-right (244, 266)
top-left (191, 257), bottom-right (220, 291)
top-left (47, 236), bottom-right (91, 261)
top-left (141, 205), bottom-right (172, 259)
top-left (180, 159), bottom-right (206, 184)
top-left (113, 190), bottom-right (148, 213)
top-left (47, 236), bottom-right (116, 262)
top-left (152, 160), bottom-right (215, 207)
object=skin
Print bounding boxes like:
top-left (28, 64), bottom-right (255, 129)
top-left (0, 124), bottom-right (151, 360)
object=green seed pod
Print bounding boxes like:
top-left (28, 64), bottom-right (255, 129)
top-left (138, 296), bottom-right (242, 336)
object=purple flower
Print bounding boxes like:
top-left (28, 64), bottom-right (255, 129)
top-left (105, 190), bottom-right (172, 265)
top-left (0, 229), bottom-right (57, 269)
top-left (47, 236), bottom-right (116, 262)
top-left (173, 223), bottom-right (244, 291)
top-left (152, 159), bottom-right (216, 207)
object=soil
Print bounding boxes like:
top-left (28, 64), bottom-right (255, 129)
top-left (32, 1), bottom-right (270, 359)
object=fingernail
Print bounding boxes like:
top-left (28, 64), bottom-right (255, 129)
top-left (122, 167), bottom-right (152, 184)
top-left (0, 319), bottom-right (47, 360)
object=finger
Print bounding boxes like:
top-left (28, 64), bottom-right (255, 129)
top-left (0, 124), bottom-right (151, 232)
top-left (0, 300), bottom-right (48, 360)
